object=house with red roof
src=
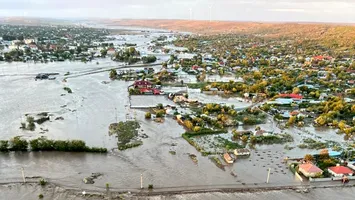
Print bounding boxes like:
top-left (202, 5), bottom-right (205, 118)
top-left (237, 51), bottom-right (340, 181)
top-left (279, 94), bottom-right (303, 99)
top-left (28, 44), bottom-right (38, 50)
top-left (133, 80), bottom-right (152, 89)
top-left (328, 165), bottom-right (354, 177)
top-left (298, 163), bottom-right (323, 178)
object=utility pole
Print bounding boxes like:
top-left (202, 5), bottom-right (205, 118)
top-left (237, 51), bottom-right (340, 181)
top-left (140, 173), bottom-right (143, 189)
top-left (266, 168), bottom-right (271, 183)
top-left (115, 107), bottom-right (117, 123)
top-left (21, 167), bottom-right (26, 183)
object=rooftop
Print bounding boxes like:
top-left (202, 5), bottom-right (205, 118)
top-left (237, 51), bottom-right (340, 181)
top-left (328, 166), bottom-right (353, 174)
top-left (299, 163), bottom-right (323, 173)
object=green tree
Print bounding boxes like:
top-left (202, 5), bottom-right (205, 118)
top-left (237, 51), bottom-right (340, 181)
top-left (109, 69), bottom-right (118, 80)
top-left (304, 154), bottom-right (314, 162)
top-left (184, 120), bottom-right (193, 130)
top-left (145, 112), bottom-right (152, 119)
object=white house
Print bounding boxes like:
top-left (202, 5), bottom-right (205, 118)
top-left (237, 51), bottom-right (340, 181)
top-left (24, 38), bottom-right (35, 44)
top-left (234, 148), bottom-right (250, 156)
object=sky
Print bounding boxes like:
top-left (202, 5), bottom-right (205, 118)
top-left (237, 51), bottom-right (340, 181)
top-left (0, 0), bottom-right (355, 23)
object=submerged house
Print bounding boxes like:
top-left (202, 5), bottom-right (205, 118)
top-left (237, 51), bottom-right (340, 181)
top-left (132, 80), bottom-right (152, 89)
top-left (234, 148), bottom-right (251, 156)
top-left (224, 153), bottom-right (234, 164)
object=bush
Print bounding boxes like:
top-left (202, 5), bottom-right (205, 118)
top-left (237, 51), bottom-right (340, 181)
top-left (156, 111), bottom-right (165, 118)
top-left (118, 141), bottom-right (143, 150)
top-left (39, 179), bottom-right (47, 186)
top-left (29, 138), bottom-right (107, 153)
top-left (27, 122), bottom-right (36, 131)
top-left (86, 147), bottom-right (108, 153)
top-left (35, 117), bottom-right (50, 125)
top-left (27, 116), bottom-right (34, 123)
top-left (38, 194), bottom-right (44, 199)
top-left (10, 137), bottom-right (28, 151)
top-left (26, 116), bottom-right (36, 131)
top-left (63, 87), bottom-right (73, 93)
top-left (20, 122), bottom-right (26, 129)
top-left (148, 184), bottom-right (154, 189)
top-left (145, 112), bottom-right (152, 119)
top-left (0, 140), bottom-right (9, 151)
top-left (156, 103), bottom-right (164, 109)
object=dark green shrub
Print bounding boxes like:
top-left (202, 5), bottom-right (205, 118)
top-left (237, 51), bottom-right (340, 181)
top-left (63, 87), bottom-right (73, 93)
top-left (68, 140), bottom-right (86, 151)
top-left (10, 137), bottom-right (28, 151)
top-left (156, 111), bottom-right (164, 118)
top-left (53, 140), bottom-right (69, 151)
top-left (39, 179), bottom-right (47, 186)
top-left (0, 140), bottom-right (9, 151)
top-left (148, 184), bottom-right (153, 189)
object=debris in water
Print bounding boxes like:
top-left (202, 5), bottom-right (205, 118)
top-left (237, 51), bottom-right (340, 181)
top-left (83, 173), bottom-right (103, 184)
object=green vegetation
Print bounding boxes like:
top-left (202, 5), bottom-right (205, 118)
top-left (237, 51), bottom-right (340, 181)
top-left (38, 194), bottom-right (44, 199)
top-left (148, 184), bottom-right (154, 189)
top-left (109, 69), bottom-right (118, 80)
top-left (109, 121), bottom-right (142, 150)
top-left (26, 116), bottom-right (36, 131)
top-left (155, 110), bottom-right (165, 118)
top-left (113, 47), bottom-right (140, 64)
top-left (0, 140), bottom-right (9, 151)
top-left (118, 141), bottom-right (143, 150)
top-left (35, 116), bottom-right (50, 125)
top-left (0, 137), bottom-right (107, 153)
top-left (187, 82), bottom-right (209, 89)
top-left (216, 136), bottom-right (245, 150)
top-left (63, 87), bottom-right (73, 93)
top-left (10, 136), bottom-right (28, 151)
top-left (250, 134), bottom-right (293, 145)
top-left (235, 109), bottom-right (266, 125)
top-left (39, 179), bottom-right (47, 186)
top-left (141, 55), bottom-right (157, 64)
top-left (145, 112), bottom-right (152, 119)
top-left (297, 138), bottom-right (331, 150)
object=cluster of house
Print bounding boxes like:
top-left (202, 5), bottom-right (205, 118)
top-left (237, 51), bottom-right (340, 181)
top-left (0, 25), bottom-right (114, 62)
top-left (299, 163), bottom-right (354, 178)
top-left (128, 80), bottom-right (164, 95)
top-left (223, 149), bottom-right (251, 164)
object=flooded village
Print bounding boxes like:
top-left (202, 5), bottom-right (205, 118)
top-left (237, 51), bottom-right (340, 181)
top-left (0, 22), bottom-right (355, 199)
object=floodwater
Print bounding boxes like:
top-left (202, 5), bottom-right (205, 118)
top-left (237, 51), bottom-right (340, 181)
top-left (0, 28), bottom-right (349, 196)
top-left (0, 31), bottom-right (267, 191)
top-left (188, 88), bottom-right (251, 109)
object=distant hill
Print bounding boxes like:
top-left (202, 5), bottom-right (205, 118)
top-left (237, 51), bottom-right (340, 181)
top-left (107, 19), bottom-right (355, 49)
top-left (0, 17), bottom-right (74, 26)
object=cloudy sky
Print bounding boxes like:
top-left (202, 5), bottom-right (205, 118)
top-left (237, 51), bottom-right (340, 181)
top-left (0, 0), bottom-right (355, 23)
